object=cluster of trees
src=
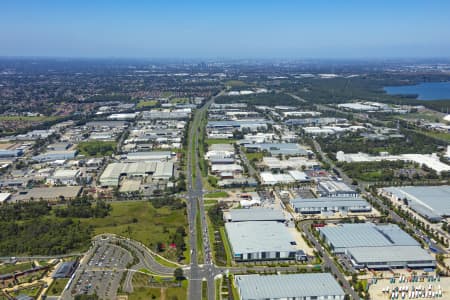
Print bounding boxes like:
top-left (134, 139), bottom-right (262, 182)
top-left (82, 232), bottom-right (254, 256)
top-left (149, 196), bottom-right (186, 210)
top-left (320, 129), bottom-right (442, 157)
top-left (338, 160), bottom-right (409, 182)
top-left (207, 203), bottom-right (225, 227)
top-left (215, 92), bottom-right (300, 106)
top-left (0, 201), bottom-right (50, 221)
top-left (171, 226), bottom-right (187, 257)
top-left (54, 198), bottom-right (111, 218)
top-left (0, 218), bottom-right (92, 255)
top-left (77, 141), bottom-right (116, 157)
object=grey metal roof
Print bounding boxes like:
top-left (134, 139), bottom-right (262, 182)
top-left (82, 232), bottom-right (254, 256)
top-left (382, 186), bottom-right (450, 220)
top-left (319, 223), bottom-right (418, 249)
top-left (291, 197), bottom-right (370, 209)
top-left (348, 246), bottom-right (435, 264)
top-left (235, 273), bottom-right (345, 300)
top-left (226, 208), bottom-right (285, 222)
top-left (225, 221), bottom-right (296, 254)
top-left (243, 143), bottom-right (308, 156)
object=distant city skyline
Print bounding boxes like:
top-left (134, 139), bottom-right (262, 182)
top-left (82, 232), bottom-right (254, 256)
top-left (1, 0), bottom-right (450, 59)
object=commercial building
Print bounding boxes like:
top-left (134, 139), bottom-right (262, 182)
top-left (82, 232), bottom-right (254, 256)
top-left (48, 169), bottom-right (81, 185)
top-left (260, 172), bottom-right (295, 185)
top-left (224, 208), bottom-right (285, 222)
top-left (32, 150), bottom-right (77, 162)
top-left (317, 181), bottom-right (358, 197)
top-left (125, 151), bottom-right (172, 161)
top-left (0, 149), bottom-right (23, 158)
top-left (291, 197), bottom-right (372, 215)
top-left (234, 273), bottom-right (345, 300)
top-left (243, 143), bottom-right (308, 156)
top-left (225, 221), bottom-right (303, 261)
top-left (53, 261), bottom-right (78, 278)
top-left (380, 185), bottom-right (450, 222)
top-left (318, 223), bottom-right (435, 269)
top-left (100, 161), bottom-right (173, 187)
top-left (0, 192), bottom-right (11, 203)
top-left (13, 186), bottom-right (82, 202)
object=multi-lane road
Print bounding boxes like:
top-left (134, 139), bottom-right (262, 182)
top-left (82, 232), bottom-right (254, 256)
top-left (186, 91), bottom-right (223, 300)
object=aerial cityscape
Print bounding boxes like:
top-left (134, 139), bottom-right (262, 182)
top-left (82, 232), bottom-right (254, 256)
top-left (1, 1), bottom-right (450, 300)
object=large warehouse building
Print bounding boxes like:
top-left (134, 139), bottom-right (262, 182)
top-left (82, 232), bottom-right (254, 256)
top-left (380, 185), bottom-right (450, 222)
top-left (234, 273), bottom-right (345, 300)
top-left (225, 221), bottom-right (304, 261)
top-left (319, 223), bottom-right (435, 269)
top-left (100, 161), bottom-right (173, 187)
top-left (291, 197), bottom-right (372, 215)
top-left (223, 208), bottom-right (286, 223)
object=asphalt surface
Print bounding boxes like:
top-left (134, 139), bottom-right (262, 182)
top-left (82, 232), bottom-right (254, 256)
top-left (301, 221), bottom-right (360, 300)
top-left (186, 91), bottom-right (224, 300)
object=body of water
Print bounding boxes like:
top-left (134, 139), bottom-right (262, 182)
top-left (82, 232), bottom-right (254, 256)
top-left (384, 82), bottom-right (450, 101)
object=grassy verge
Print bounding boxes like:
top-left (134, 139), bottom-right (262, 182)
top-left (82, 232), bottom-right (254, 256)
top-left (196, 207), bottom-right (204, 264)
top-left (202, 280), bottom-right (207, 300)
top-left (152, 254), bottom-right (182, 268)
top-left (204, 191), bottom-right (228, 198)
top-left (219, 227), bottom-right (232, 266)
top-left (215, 276), bottom-right (222, 300)
top-left (206, 216), bottom-right (217, 263)
top-left (46, 278), bottom-right (69, 296)
top-left (205, 139), bottom-right (237, 145)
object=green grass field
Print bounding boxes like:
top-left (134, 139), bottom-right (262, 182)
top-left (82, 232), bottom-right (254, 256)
top-left (245, 151), bottom-right (264, 162)
top-left (77, 140), bottom-right (116, 157)
top-left (414, 129), bottom-right (450, 142)
top-left (137, 100), bottom-right (158, 108)
top-left (204, 191), bottom-right (228, 198)
top-left (219, 227), bottom-right (232, 266)
top-left (126, 273), bottom-right (187, 300)
top-left (77, 201), bottom-right (188, 261)
top-left (46, 278), bottom-right (69, 296)
top-left (205, 139), bottom-right (236, 145)
top-left (224, 80), bottom-right (248, 87)
top-left (171, 97), bottom-right (190, 104)
top-left (0, 262), bottom-right (33, 274)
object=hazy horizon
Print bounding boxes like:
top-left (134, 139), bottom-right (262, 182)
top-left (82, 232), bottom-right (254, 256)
top-left (1, 0), bottom-right (450, 59)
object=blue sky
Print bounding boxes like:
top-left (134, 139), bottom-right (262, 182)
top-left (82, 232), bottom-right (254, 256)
top-left (1, 0), bottom-right (449, 58)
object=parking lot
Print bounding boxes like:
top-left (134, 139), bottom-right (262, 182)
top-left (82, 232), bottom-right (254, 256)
top-left (368, 272), bottom-right (449, 299)
top-left (68, 242), bottom-right (133, 299)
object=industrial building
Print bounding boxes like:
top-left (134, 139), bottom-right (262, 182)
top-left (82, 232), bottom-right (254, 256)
top-left (318, 223), bottom-right (435, 269)
top-left (0, 192), bottom-right (11, 203)
top-left (291, 197), bottom-right (372, 215)
top-left (53, 261), bottom-right (78, 278)
top-left (234, 273), bottom-right (345, 300)
top-left (125, 151), bottom-right (172, 161)
top-left (13, 186), bottom-right (82, 202)
top-left (48, 169), bottom-right (81, 185)
top-left (242, 143), bottom-right (308, 156)
top-left (99, 161), bottom-right (173, 187)
top-left (380, 185), bottom-right (450, 222)
top-left (32, 150), bottom-right (78, 162)
top-left (317, 180), bottom-right (358, 197)
top-left (225, 221), bottom-right (304, 261)
top-left (223, 208), bottom-right (285, 222)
